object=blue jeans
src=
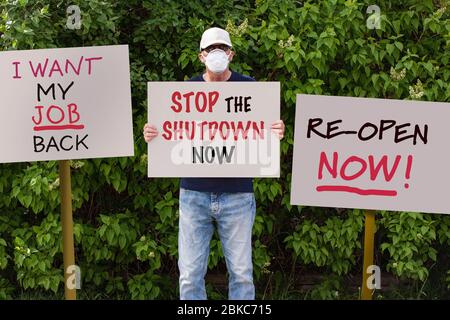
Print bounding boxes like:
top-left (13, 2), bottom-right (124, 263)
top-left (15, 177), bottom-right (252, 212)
top-left (178, 188), bottom-right (256, 300)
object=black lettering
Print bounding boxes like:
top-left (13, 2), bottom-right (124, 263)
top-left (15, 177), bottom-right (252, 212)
top-left (46, 136), bottom-right (60, 152)
top-left (33, 136), bottom-right (45, 152)
top-left (358, 122), bottom-right (378, 141)
top-left (192, 146), bottom-right (204, 163)
top-left (225, 96), bottom-right (233, 113)
top-left (60, 135), bottom-right (73, 151)
top-left (307, 118), bottom-right (326, 138)
top-left (57, 81), bottom-right (74, 100)
top-left (216, 146), bottom-right (235, 164)
top-left (327, 119), bottom-right (357, 138)
top-left (394, 123), bottom-right (413, 143)
top-left (37, 83), bottom-right (55, 102)
top-left (76, 134), bottom-right (88, 150)
top-left (414, 124), bottom-right (428, 145)
top-left (244, 96), bottom-right (251, 112)
top-left (379, 120), bottom-right (396, 140)
top-left (204, 146), bottom-right (215, 163)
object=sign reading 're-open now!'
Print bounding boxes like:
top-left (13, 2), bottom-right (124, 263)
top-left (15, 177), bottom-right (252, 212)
top-left (0, 45), bottom-right (134, 163)
top-left (291, 94), bottom-right (450, 214)
top-left (147, 82), bottom-right (280, 177)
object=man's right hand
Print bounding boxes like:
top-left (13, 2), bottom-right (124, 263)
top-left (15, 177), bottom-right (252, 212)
top-left (143, 123), bottom-right (159, 143)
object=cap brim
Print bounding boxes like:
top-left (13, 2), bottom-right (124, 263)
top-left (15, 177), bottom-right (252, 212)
top-left (200, 40), bottom-right (232, 50)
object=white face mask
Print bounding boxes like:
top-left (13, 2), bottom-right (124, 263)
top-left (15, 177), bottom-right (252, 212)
top-left (203, 49), bottom-right (230, 74)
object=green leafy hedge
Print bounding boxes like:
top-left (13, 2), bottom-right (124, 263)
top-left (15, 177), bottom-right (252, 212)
top-left (0, 0), bottom-right (449, 299)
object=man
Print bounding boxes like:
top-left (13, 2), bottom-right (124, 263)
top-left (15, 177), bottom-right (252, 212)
top-left (143, 27), bottom-right (284, 300)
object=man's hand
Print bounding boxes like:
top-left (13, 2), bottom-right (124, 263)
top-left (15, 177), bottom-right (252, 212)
top-left (271, 120), bottom-right (285, 140)
top-left (143, 123), bottom-right (159, 143)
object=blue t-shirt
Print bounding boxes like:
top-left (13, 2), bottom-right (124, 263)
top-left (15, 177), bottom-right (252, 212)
top-left (180, 71), bottom-right (255, 193)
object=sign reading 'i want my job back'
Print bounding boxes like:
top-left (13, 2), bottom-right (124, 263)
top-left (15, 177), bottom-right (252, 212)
top-left (291, 94), bottom-right (450, 214)
top-left (0, 45), bottom-right (134, 163)
top-left (147, 82), bottom-right (280, 177)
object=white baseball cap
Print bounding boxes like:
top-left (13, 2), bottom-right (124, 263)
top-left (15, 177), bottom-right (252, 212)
top-left (200, 27), bottom-right (232, 51)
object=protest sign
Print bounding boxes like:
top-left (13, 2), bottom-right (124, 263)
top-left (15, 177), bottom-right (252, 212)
top-left (291, 94), bottom-right (450, 214)
top-left (0, 44), bottom-right (134, 163)
top-left (147, 82), bottom-right (280, 177)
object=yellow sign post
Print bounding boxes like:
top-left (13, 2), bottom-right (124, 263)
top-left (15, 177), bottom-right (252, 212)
top-left (59, 160), bottom-right (76, 300)
top-left (361, 210), bottom-right (376, 300)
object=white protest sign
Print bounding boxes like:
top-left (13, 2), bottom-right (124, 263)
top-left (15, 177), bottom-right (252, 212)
top-left (147, 82), bottom-right (280, 177)
top-left (0, 45), bottom-right (134, 163)
top-left (291, 94), bottom-right (450, 214)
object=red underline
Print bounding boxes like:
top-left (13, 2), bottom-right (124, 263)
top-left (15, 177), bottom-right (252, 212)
top-left (316, 185), bottom-right (397, 196)
top-left (33, 124), bottom-right (85, 131)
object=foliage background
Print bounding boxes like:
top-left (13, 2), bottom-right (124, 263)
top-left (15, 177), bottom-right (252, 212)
top-left (0, 0), bottom-right (449, 299)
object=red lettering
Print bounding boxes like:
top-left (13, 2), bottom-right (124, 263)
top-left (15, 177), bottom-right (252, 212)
top-left (47, 105), bottom-right (65, 124)
top-left (170, 91), bottom-right (182, 113)
top-left (318, 151), bottom-right (338, 179)
top-left (252, 121), bottom-right (264, 139)
top-left (29, 59), bottom-right (49, 77)
top-left (340, 156), bottom-right (367, 181)
top-left (84, 56), bottom-right (103, 75)
top-left (49, 60), bottom-right (64, 77)
top-left (230, 121), bottom-right (251, 140)
top-left (368, 155), bottom-right (401, 182)
top-left (28, 56), bottom-right (103, 78)
top-left (12, 61), bottom-right (22, 79)
top-left (183, 92), bottom-right (194, 113)
top-left (195, 92), bottom-right (207, 112)
top-left (162, 121), bottom-right (172, 140)
top-left (169, 91), bottom-right (221, 113)
top-left (219, 121), bottom-right (230, 139)
top-left (208, 121), bottom-right (218, 140)
top-left (32, 106), bottom-right (44, 125)
top-left (65, 56), bottom-right (84, 75)
top-left (199, 121), bottom-right (208, 140)
top-left (68, 103), bottom-right (80, 124)
top-left (208, 91), bottom-right (219, 112)
top-left (32, 104), bottom-right (85, 131)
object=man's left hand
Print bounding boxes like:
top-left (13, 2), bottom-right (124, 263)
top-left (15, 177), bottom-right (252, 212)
top-left (271, 120), bottom-right (285, 140)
